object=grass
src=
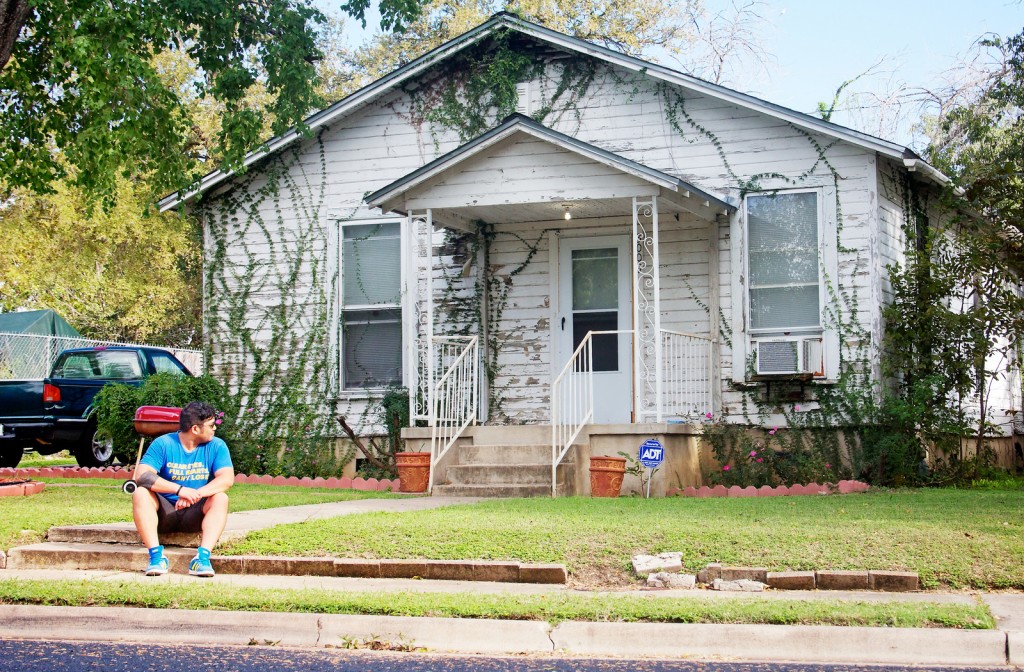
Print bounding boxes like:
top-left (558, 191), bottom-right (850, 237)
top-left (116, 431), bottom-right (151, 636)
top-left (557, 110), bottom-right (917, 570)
top-left (0, 480), bottom-right (396, 550)
top-left (0, 578), bottom-right (995, 629)
top-left (221, 488), bottom-right (1024, 590)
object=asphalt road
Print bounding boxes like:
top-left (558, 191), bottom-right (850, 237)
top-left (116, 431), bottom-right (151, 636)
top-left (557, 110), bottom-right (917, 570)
top-left (0, 639), bottom-right (1005, 672)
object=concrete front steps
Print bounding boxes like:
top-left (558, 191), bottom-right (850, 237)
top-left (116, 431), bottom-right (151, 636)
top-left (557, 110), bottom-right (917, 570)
top-left (409, 426), bottom-right (578, 498)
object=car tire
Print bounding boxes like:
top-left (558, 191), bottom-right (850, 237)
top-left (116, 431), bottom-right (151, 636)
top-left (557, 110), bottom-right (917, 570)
top-left (0, 444), bottom-right (24, 469)
top-left (74, 425), bottom-right (114, 467)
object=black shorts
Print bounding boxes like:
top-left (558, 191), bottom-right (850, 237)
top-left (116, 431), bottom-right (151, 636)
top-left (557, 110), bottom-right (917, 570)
top-left (156, 495), bottom-right (208, 534)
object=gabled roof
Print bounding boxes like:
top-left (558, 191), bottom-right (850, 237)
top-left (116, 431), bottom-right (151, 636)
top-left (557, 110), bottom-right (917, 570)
top-left (367, 113), bottom-right (735, 223)
top-left (158, 12), bottom-right (946, 212)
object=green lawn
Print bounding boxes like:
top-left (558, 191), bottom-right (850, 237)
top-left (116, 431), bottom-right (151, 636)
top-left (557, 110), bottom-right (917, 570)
top-left (221, 488), bottom-right (1024, 590)
top-left (0, 480), bottom-right (395, 550)
top-left (0, 578), bottom-right (995, 629)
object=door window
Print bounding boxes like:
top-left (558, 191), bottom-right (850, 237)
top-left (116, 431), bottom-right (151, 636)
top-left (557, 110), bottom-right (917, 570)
top-left (571, 247), bottom-right (619, 372)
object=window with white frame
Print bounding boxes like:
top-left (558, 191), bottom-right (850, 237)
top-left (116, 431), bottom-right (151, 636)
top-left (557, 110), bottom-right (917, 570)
top-left (340, 221), bottom-right (403, 389)
top-left (745, 191), bottom-right (822, 335)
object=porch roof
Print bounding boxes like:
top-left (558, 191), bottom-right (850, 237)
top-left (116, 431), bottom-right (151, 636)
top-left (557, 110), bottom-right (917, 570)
top-left (365, 114), bottom-right (736, 229)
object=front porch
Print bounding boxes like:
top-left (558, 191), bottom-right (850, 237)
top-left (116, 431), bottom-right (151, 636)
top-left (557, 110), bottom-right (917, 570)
top-left (369, 114), bottom-right (735, 496)
top-left (403, 423), bottom-right (712, 497)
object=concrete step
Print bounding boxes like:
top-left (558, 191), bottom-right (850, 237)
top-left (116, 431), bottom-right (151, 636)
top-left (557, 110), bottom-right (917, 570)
top-left (8, 542), bottom-right (195, 573)
top-left (458, 444), bottom-right (556, 464)
top-left (45, 523), bottom-right (229, 547)
top-left (469, 425), bottom-right (553, 446)
top-left (446, 463), bottom-right (574, 486)
top-left (431, 483), bottom-right (570, 498)
top-left (4, 542), bottom-right (568, 583)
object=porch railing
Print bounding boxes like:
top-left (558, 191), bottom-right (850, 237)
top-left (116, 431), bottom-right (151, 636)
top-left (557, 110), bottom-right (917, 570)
top-left (429, 335), bottom-right (479, 493)
top-left (550, 330), bottom-right (630, 497)
top-left (659, 329), bottom-right (714, 421)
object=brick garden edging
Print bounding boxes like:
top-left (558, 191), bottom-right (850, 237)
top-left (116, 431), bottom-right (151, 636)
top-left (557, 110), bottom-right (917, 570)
top-left (0, 479), bottom-right (45, 497)
top-left (696, 563), bottom-right (919, 592)
top-left (0, 466), bottom-right (401, 493)
top-left (667, 480), bottom-right (870, 498)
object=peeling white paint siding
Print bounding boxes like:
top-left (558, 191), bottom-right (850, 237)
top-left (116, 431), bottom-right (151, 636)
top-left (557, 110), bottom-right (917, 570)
top-left (201, 50), bottom-right (911, 429)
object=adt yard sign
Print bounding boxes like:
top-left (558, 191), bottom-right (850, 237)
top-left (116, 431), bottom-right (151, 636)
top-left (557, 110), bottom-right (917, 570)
top-left (639, 438), bottom-right (664, 468)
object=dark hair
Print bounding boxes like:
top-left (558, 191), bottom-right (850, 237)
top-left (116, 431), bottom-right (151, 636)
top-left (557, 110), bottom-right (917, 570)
top-left (179, 401), bottom-right (217, 432)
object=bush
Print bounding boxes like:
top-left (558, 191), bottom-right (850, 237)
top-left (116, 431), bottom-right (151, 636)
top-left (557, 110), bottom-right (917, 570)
top-left (704, 423), bottom-right (842, 487)
top-left (94, 373), bottom-right (232, 463)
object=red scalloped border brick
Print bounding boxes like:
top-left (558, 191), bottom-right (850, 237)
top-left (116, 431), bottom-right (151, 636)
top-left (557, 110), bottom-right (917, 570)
top-left (0, 480), bottom-right (46, 496)
top-left (668, 480), bottom-right (869, 498)
top-left (1, 466), bottom-right (401, 493)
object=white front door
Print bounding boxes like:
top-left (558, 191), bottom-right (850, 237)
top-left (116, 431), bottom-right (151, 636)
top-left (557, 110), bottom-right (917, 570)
top-left (558, 236), bottom-right (632, 424)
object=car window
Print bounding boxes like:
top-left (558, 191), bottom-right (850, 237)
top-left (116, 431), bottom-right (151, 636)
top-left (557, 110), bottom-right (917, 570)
top-left (53, 354), bottom-right (99, 379)
top-left (97, 351), bottom-right (143, 379)
top-left (151, 352), bottom-right (187, 376)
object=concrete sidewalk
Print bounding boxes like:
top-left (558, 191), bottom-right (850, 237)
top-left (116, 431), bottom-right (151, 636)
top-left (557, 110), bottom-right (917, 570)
top-left (0, 567), bottom-right (1021, 667)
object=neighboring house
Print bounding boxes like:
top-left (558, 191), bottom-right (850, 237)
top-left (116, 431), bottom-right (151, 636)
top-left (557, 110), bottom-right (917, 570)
top-left (159, 13), bottom-right (1021, 495)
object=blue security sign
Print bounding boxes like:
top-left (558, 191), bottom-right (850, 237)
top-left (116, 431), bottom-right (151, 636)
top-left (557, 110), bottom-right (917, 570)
top-left (638, 438), bottom-right (664, 468)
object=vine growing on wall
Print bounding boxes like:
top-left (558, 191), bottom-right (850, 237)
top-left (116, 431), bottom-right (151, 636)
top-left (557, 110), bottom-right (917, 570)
top-left (198, 132), bottom-right (355, 477)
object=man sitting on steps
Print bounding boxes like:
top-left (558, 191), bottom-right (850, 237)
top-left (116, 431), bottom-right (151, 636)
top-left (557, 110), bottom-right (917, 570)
top-left (131, 401), bottom-right (234, 577)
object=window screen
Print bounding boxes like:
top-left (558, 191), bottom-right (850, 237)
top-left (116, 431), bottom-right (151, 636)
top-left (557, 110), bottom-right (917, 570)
top-left (747, 192), bottom-right (820, 331)
top-left (341, 223), bottom-right (403, 389)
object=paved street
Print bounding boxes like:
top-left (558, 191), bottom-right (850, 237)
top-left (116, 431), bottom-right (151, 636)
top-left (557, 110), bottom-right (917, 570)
top-left (0, 640), bottom-right (1007, 672)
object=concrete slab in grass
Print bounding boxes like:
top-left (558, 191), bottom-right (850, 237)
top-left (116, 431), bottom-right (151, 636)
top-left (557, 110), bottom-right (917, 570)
top-left (816, 570), bottom-right (869, 590)
top-left (766, 571), bottom-right (816, 590)
top-left (720, 566), bottom-right (768, 582)
top-left (869, 570), bottom-right (919, 592)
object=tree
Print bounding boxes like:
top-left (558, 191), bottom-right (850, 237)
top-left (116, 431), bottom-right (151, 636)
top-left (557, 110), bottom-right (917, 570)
top-left (0, 175), bottom-right (201, 345)
top-left (341, 0), bottom-right (769, 94)
top-left (0, 0), bottom-right (427, 203)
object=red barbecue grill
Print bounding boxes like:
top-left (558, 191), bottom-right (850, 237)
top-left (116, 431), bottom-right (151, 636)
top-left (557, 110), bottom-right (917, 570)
top-left (122, 406), bottom-right (181, 494)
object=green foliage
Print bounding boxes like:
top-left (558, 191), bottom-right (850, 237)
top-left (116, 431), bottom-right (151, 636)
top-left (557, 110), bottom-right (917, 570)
top-left (704, 424), bottom-right (840, 488)
top-left (617, 451), bottom-right (659, 497)
top-left (93, 373), bottom-right (231, 463)
top-left (0, 176), bottom-right (201, 345)
top-left (0, 0), bottom-right (428, 202)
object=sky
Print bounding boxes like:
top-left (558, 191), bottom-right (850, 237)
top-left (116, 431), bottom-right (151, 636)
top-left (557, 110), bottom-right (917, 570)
top-left (759, 0), bottom-right (1024, 144)
top-left (340, 1), bottom-right (1024, 147)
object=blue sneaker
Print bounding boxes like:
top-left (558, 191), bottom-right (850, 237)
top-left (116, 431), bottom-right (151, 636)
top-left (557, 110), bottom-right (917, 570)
top-left (188, 554), bottom-right (215, 577)
top-left (145, 555), bottom-right (169, 576)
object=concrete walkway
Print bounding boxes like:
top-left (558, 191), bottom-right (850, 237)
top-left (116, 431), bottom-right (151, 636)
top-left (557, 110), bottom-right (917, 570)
top-left (1, 496), bottom-right (1023, 666)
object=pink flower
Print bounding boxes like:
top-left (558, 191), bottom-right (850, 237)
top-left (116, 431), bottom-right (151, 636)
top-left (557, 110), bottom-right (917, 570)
top-left (768, 427), bottom-right (777, 436)
top-left (723, 465), bottom-right (731, 471)
top-left (705, 412), bottom-right (713, 419)
top-left (756, 458), bottom-right (763, 463)
top-left (794, 404), bottom-right (801, 411)
top-left (825, 463), bottom-right (831, 469)
top-left (215, 418), bottom-right (223, 425)
top-left (749, 450), bottom-right (757, 457)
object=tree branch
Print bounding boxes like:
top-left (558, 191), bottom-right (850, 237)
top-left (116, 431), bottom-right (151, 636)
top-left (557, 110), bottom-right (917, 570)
top-left (0, 0), bottom-right (29, 72)
top-left (335, 414), bottom-right (393, 472)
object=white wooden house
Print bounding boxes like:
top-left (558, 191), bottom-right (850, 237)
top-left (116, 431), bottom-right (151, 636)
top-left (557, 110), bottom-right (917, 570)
top-left (159, 13), bottom-right (1022, 495)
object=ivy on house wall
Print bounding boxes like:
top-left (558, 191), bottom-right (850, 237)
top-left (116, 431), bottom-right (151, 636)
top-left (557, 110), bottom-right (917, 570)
top-left (198, 132), bottom-right (355, 477)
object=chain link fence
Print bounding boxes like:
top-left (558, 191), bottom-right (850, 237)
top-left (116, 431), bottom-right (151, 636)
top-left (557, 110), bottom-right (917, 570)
top-left (0, 332), bottom-right (204, 380)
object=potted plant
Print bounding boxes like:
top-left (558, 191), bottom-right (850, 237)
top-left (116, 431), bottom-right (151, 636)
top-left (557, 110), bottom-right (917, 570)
top-left (589, 455), bottom-right (626, 497)
top-left (395, 451), bottom-right (431, 492)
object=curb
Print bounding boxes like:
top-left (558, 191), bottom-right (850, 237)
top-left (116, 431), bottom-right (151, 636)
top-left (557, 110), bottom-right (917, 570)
top-left (5, 543), bottom-right (568, 584)
top-left (0, 604), bottom-right (1011, 665)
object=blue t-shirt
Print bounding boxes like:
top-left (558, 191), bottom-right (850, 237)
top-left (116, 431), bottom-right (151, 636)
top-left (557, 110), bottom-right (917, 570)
top-left (141, 433), bottom-right (233, 504)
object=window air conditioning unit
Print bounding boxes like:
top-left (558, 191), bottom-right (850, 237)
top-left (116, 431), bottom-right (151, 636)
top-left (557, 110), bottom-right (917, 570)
top-left (754, 337), bottom-right (824, 377)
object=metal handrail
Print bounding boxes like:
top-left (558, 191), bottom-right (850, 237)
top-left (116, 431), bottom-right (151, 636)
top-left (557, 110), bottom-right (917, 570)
top-left (660, 329), bottom-right (714, 421)
top-left (428, 335), bottom-right (478, 493)
top-left (550, 329), bottom-right (632, 497)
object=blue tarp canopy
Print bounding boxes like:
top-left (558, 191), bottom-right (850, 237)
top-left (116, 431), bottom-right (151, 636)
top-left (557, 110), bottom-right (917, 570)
top-left (0, 309), bottom-right (82, 338)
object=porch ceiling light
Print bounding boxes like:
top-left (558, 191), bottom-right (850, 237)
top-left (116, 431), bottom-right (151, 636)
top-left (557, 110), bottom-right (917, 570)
top-left (563, 205), bottom-right (572, 220)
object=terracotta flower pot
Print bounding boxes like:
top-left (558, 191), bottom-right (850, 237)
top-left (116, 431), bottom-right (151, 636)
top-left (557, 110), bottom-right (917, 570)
top-left (589, 455), bottom-right (626, 498)
top-left (395, 452), bottom-right (431, 493)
